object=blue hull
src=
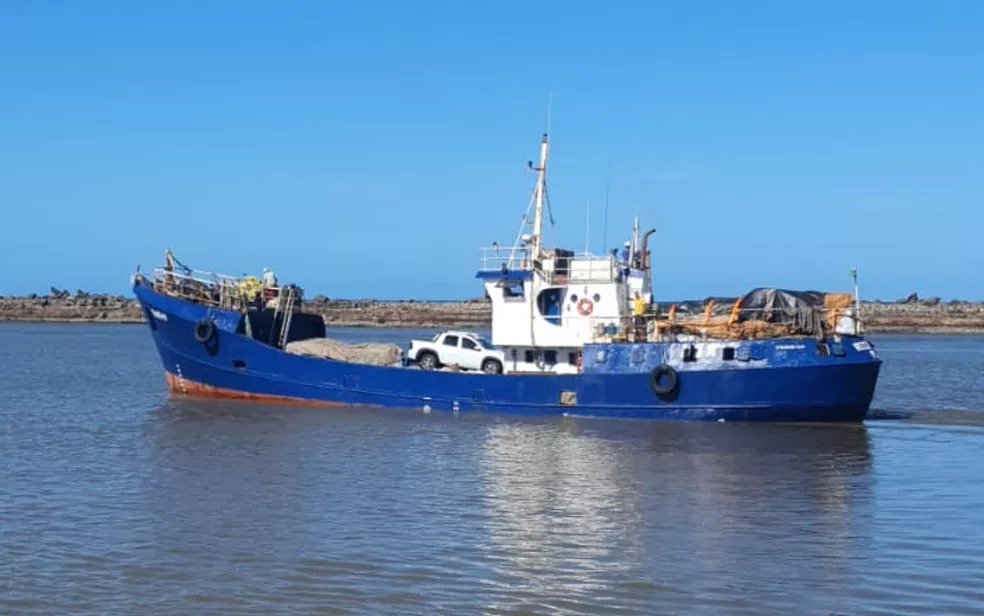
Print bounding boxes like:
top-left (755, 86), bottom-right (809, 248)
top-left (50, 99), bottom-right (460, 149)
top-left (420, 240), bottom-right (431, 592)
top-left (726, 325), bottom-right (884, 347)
top-left (134, 284), bottom-right (882, 422)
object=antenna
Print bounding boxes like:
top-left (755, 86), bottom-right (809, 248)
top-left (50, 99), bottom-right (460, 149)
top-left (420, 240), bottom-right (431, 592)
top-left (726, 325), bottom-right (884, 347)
top-left (527, 91), bottom-right (553, 260)
top-left (546, 90), bottom-right (553, 137)
top-left (529, 133), bottom-right (549, 260)
top-left (601, 159), bottom-right (611, 255)
top-left (850, 267), bottom-right (861, 335)
top-left (584, 199), bottom-right (590, 255)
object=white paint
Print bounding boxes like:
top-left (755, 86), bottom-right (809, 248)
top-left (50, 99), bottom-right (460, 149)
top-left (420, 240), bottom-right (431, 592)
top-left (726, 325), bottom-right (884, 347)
top-left (475, 133), bottom-right (658, 375)
top-left (501, 347), bottom-right (581, 375)
top-left (150, 308), bottom-right (168, 322)
top-left (835, 308), bottom-right (858, 336)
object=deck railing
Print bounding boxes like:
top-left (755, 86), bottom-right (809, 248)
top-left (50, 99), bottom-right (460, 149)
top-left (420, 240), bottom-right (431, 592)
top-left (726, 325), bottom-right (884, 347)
top-left (582, 301), bottom-right (859, 343)
top-left (149, 267), bottom-right (287, 311)
top-left (478, 247), bottom-right (622, 284)
top-left (478, 245), bottom-right (532, 273)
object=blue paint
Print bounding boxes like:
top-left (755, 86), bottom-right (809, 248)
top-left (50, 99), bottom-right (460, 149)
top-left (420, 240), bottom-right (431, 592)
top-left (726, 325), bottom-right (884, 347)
top-left (134, 281), bottom-right (882, 422)
top-left (475, 270), bottom-right (532, 281)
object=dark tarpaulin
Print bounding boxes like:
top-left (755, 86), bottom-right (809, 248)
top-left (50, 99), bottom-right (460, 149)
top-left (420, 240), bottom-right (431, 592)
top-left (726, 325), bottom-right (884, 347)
top-left (653, 288), bottom-right (829, 335)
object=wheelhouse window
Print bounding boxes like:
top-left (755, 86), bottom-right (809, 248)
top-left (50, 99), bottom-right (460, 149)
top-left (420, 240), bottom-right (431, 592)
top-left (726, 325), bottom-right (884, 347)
top-left (535, 288), bottom-right (563, 326)
top-left (502, 282), bottom-right (525, 300)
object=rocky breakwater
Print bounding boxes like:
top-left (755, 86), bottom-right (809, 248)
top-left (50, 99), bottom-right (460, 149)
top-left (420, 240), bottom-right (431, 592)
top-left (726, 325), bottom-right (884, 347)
top-left (304, 294), bottom-right (984, 333)
top-left (302, 293), bottom-right (984, 332)
top-left (1, 289), bottom-right (983, 333)
top-left (302, 296), bottom-right (491, 328)
top-left (0, 288), bottom-right (144, 323)
top-left (0, 289), bottom-right (491, 327)
top-left (861, 293), bottom-right (984, 334)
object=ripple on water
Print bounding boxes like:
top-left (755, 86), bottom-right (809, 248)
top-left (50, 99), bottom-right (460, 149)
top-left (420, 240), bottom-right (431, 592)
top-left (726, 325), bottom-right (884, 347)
top-left (2, 326), bottom-right (984, 614)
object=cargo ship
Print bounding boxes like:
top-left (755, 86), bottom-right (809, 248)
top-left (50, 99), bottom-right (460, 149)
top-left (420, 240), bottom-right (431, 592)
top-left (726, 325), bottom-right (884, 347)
top-left (132, 133), bottom-right (881, 421)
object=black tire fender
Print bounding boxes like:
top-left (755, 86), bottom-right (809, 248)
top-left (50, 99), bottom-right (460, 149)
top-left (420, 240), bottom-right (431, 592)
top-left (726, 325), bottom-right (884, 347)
top-left (193, 318), bottom-right (215, 343)
top-left (649, 363), bottom-right (678, 397)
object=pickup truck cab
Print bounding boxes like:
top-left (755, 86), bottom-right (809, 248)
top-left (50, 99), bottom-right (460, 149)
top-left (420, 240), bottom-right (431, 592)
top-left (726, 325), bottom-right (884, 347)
top-left (409, 330), bottom-right (505, 374)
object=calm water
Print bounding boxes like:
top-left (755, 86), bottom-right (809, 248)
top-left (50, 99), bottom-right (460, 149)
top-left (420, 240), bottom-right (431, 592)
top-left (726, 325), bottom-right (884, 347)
top-left (1, 324), bottom-right (983, 615)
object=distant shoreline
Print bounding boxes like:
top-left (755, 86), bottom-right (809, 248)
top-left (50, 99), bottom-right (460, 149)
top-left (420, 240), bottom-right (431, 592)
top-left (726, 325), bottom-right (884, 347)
top-left (1, 318), bottom-right (982, 334)
top-left (1, 319), bottom-right (982, 335)
top-left (2, 291), bottom-right (983, 334)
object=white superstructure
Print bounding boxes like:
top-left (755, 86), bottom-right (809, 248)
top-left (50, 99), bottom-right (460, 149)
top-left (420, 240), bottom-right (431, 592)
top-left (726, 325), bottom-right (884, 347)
top-left (476, 133), bottom-right (655, 375)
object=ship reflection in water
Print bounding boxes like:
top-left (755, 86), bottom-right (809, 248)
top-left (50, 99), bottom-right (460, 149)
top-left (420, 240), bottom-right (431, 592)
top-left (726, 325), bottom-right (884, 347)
top-left (477, 419), bottom-right (873, 613)
top-left (137, 399), bottom-right (879, 614)
top-left (7, 325), bottom-right (984, 615)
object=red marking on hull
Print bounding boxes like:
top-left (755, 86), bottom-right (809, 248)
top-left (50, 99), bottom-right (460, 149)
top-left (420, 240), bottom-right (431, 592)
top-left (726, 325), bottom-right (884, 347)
top-left (165, 372), bottom-right (345, 407)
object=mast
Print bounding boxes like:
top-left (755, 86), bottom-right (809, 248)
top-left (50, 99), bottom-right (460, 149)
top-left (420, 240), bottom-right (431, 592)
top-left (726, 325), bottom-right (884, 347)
top-left (530, 133), bottom-right (549, 261)
top-left (584, 199), bottom-right (590, 255)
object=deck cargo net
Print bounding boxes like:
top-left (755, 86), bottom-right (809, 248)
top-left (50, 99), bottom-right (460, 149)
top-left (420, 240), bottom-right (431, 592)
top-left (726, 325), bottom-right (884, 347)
top-left (654, 288), bottom-right (854, 339)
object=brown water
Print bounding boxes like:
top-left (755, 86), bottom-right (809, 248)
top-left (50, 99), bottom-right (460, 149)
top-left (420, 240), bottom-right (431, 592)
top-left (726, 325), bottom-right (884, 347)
top-left (1, 324), bottom-right (983, 614)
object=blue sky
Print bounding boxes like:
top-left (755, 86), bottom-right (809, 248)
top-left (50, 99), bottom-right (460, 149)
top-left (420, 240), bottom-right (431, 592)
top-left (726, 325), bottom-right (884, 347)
top-left (1, 1), bottom-right (981, 300)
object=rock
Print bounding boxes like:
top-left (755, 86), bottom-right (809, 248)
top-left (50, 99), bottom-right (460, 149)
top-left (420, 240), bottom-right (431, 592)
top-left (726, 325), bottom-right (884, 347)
top-left (1, 286), bottom-right (983, 333)
top-left (0, 291), bottom-right (146, 323)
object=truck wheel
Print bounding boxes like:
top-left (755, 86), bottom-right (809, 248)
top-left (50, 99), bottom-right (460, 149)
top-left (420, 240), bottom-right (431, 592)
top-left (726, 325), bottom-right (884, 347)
top-left (418, 351), bottom-right (439, 370)
top-left (481, 358), bottom-right (503, 374)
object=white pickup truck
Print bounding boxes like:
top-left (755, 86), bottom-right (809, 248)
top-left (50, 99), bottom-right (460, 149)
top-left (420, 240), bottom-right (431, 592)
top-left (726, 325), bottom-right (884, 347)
top-left (409, 330), bottom-right (505, 374)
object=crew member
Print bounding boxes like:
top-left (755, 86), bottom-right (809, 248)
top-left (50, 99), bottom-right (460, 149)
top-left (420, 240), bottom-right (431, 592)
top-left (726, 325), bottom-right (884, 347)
top-left (620, 241), bottom-right (632, 278)
top-left (239, 275), bottom-right (262, 305)
top-left (632, 291), bottom-right (646, 336)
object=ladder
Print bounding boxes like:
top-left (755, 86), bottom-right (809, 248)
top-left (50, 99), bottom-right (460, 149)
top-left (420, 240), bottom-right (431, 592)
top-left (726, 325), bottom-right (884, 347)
top-left (275, 286), bottom-right (296, 349)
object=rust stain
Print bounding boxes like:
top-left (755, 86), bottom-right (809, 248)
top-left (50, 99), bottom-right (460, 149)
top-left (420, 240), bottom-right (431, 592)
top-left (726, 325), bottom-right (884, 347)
top-left (164, 372), bottom-right (345, 407)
